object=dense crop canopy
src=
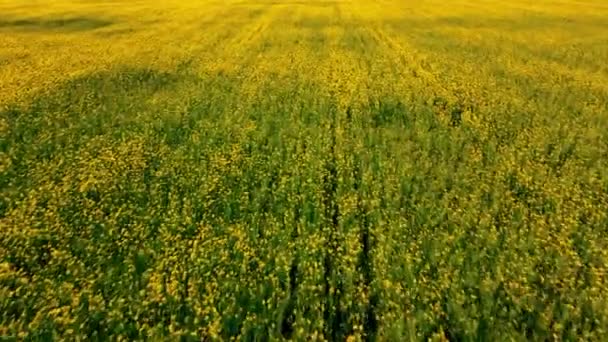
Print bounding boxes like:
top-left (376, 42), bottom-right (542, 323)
top-left (1, 0), bottom-right (608, 340)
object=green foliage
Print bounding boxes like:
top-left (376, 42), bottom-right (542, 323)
top-left (1, 0), bottom-right (608, 340)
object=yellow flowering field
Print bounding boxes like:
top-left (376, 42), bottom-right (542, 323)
top-left (1, 0), bottom-right (608, 339)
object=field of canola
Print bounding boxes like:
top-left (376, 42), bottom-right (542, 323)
top-left (1, 0), bottom-right (608, 340)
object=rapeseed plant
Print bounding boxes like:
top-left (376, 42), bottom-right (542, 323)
top-left (1, 0), bottom-right (608, 339)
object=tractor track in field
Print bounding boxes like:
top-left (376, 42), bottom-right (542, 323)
top-left (322, 105), bottom-right (347, 340)
top-left (353, 155), bottom-right (379, 341)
